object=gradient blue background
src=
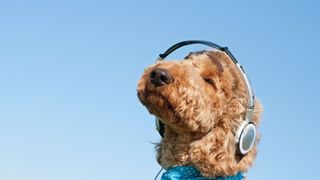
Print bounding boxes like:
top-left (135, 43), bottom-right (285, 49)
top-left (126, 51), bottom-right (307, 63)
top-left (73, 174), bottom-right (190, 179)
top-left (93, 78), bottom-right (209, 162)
top-left (0, 1), bottom-right (319, 179)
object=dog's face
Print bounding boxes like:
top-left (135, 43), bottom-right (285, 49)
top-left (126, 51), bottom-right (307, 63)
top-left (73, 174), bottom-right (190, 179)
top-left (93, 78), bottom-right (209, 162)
top-left (137, 50), bottom-right (247, 135)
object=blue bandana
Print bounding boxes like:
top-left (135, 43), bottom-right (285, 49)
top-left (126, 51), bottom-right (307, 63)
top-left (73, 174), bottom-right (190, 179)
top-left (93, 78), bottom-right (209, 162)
top-left (161, 166), bottom-right (244, 180)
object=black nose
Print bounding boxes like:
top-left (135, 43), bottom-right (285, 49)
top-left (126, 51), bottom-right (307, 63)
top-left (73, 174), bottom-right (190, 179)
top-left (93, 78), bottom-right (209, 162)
top-left (150, 68), bottom-right (173, 87)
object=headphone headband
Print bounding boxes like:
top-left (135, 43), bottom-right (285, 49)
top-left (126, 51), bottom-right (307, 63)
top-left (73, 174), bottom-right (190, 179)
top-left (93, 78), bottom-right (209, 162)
top-left (157, 40), bottom-right (255, 110)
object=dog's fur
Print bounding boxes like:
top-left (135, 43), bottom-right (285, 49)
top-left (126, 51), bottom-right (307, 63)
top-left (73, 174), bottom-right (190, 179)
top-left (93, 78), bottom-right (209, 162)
top-left (137, 50), bottom-right (262, 177)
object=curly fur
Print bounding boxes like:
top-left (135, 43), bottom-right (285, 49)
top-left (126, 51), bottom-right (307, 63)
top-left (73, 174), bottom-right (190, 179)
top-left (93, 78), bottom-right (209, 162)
top-left (137, 50), bottom-right (262, 177)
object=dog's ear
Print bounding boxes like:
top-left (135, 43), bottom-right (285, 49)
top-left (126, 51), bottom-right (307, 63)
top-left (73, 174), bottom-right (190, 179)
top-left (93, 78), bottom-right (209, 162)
top-left (191, 100), bottom-right (262, 176)
top-left (190, 95), bottom-right (247, 176)
top-left (190, 50), bottom-right (263, 176)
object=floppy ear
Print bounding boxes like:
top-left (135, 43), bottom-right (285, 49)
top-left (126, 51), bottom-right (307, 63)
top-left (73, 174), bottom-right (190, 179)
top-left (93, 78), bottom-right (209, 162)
top-left (190, 99), bottom-right (262, 177)
top-left (190, 51), bottom-right (263, 176)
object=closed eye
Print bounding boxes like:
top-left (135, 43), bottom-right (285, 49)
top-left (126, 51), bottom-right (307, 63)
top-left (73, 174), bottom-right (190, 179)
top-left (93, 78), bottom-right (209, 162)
top-left (204, 78), bottom-right (214, 85)
top-left (203, 78), bottom-right (217, 89)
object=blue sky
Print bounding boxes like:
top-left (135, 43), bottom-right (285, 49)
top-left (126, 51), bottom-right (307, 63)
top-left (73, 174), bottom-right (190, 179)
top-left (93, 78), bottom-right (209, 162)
top-left (0, 0), bottom-right (319, 179)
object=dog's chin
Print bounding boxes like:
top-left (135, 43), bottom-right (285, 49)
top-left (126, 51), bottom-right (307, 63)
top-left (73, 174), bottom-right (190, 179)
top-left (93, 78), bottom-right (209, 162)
top-left (138, 90), bottom-right (181, 123)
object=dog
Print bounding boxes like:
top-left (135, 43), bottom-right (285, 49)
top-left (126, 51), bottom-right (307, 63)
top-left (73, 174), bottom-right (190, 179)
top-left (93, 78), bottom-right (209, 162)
top-left (137, 45), bottom-right (262, 179)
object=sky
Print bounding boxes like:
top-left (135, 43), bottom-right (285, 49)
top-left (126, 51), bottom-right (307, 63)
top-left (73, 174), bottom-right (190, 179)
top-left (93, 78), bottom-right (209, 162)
top-left (0, 0), bottom-right (319, 179)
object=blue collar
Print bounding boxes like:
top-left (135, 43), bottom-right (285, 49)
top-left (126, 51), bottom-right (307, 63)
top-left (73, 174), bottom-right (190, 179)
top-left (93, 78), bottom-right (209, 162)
top-left (161, 166), bottom-right (244, 180)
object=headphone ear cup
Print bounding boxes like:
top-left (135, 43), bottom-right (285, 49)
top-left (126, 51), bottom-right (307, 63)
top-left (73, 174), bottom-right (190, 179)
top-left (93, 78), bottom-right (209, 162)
top-left (238, 122), bottom-right (256, 154)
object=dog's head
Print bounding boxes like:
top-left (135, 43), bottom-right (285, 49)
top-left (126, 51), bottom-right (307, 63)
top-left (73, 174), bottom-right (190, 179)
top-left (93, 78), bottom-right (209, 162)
top-left (137, 50), bottom-right (262, 176)
top-left (137, 50), bottom-right (259, 134)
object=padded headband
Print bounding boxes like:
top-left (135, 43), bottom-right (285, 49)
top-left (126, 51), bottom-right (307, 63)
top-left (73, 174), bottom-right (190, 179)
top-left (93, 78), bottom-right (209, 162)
top-left (157, 40), bottom-right (255, 112)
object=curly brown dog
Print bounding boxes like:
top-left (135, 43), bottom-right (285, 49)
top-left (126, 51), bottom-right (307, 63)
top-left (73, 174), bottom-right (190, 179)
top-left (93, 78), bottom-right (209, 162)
top-left (137, 48), bottom-right (262, 178)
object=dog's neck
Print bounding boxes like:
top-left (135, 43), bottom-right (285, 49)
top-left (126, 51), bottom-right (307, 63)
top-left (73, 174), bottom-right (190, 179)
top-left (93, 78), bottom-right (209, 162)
top-left (157, 126), bottom-right (210, 167)
top-left (157, 125), bottom-right (245, 177)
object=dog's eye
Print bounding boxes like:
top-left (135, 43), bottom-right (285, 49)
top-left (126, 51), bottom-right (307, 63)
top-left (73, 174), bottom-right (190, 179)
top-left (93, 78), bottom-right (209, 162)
top-left (203, 78), bottom-right (217, 89)
top-left (204, 78), bottom-right (214, 85)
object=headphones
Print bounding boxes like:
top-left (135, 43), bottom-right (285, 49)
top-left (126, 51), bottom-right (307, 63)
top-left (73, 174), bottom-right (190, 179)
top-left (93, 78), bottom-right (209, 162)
top-left (154, 40), bottom-right (256, 155)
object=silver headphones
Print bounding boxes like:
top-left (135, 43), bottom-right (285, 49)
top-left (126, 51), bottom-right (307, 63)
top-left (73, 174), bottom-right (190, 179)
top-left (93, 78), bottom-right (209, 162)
top-left (154, 40), bottom-right (256, 155)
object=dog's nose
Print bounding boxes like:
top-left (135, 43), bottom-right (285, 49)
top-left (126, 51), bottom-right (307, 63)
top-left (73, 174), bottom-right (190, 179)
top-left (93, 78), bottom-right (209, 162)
top-left (150, 68), bottom-right (173, 87)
